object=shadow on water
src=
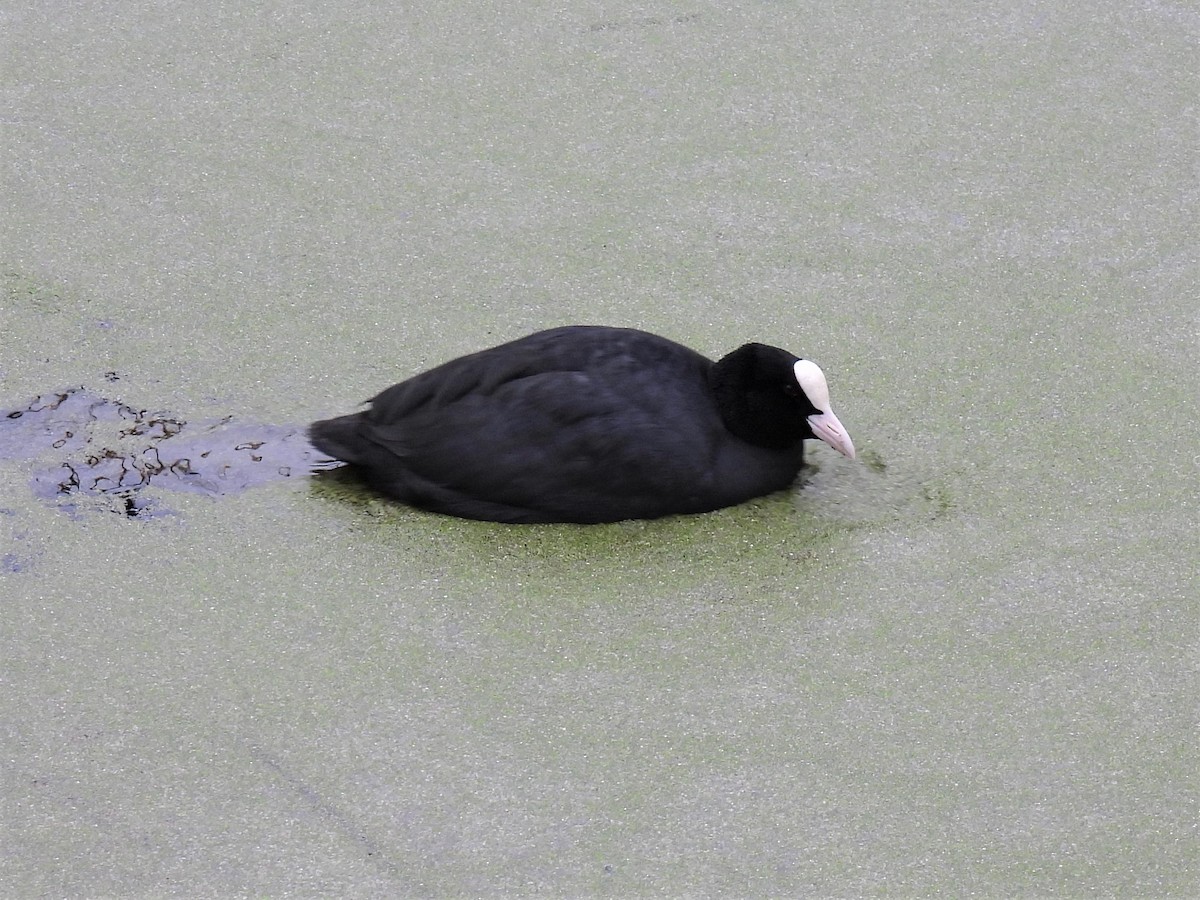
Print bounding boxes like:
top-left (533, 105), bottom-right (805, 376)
top-left (310, 464), bottom-right (847, 609)
top-left (304, 441), bottom-right (954, 608)
top-left (0, 385), bottom-right (328, 519)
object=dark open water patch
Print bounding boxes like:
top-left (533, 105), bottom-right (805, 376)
top-left (1, 387), bottom-right (932, 532)
top-left (0, 386), bottom-right (327, 519)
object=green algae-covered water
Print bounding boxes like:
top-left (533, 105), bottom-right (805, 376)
top-left (2, 1), bottom-right (1196, 895)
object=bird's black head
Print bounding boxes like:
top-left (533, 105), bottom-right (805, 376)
top-left (711, 342), bottom-right (856, 457)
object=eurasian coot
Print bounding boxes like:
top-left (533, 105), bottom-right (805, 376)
top-left (310, 325), bottom-right (855, 523)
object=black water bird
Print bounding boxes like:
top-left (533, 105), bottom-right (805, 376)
top-left (309, 326), bottom-right (855, 523)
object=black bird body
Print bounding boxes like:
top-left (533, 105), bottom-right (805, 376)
top-left (309, 326), bottom-right (853, 523)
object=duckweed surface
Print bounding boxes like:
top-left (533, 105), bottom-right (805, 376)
top-left (2, 1), bottom-right (1196, 895)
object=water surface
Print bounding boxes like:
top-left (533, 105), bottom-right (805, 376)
top-left (1, 1), bottom-right (1196, 895)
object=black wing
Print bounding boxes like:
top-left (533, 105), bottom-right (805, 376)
top-left (355, 327), bottom-right (724, 521)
